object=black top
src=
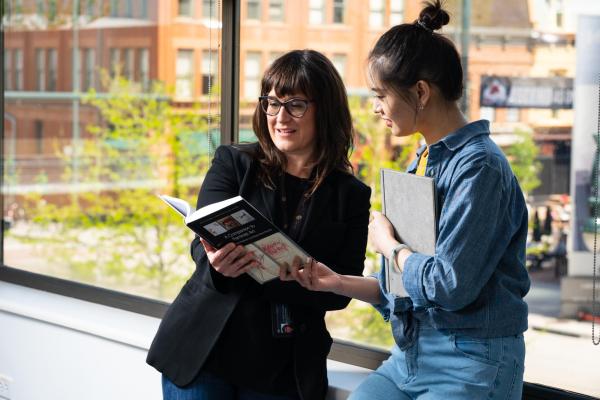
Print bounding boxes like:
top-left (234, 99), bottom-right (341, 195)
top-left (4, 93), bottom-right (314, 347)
top-left (202, 173), bottom-right (310, 397)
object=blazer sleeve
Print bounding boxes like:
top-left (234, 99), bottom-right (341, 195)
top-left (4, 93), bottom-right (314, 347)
top-left (190, 145), bottom-right (245, 291)
top-left (262, 181), bottom-right (371, 311)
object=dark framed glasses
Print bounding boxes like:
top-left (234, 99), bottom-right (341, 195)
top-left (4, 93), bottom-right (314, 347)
top-left (259, 96), bottom-right (311, 118)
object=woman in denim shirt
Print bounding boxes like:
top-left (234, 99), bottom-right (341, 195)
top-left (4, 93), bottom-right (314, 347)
top-left (282, 1), bottom-right (530, 399)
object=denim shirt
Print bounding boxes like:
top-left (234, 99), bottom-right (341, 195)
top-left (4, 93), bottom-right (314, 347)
top-left (374, 120), bottom-right (530, 348)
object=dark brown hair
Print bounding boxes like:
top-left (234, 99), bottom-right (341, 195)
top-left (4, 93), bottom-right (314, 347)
top-left (368, 0), bottom-right (463, 106)
top-left (251, 49), bottom-right (353, 195)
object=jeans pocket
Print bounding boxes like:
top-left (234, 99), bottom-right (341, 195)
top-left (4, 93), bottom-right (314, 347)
top-left (452, 334), bottom-right (499, 367)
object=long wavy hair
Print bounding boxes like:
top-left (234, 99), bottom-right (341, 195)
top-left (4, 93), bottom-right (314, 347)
top-left (251, 49), bottom-right (354, 195)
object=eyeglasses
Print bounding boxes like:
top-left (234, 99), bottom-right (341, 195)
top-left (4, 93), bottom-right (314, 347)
top-left (259, 96), bottom-right (311, 118)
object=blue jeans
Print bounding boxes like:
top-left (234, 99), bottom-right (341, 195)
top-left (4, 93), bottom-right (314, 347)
top-left (350, 324), bottom-right (525, 400)
top-left (162, 372), bottom-right (297, 400)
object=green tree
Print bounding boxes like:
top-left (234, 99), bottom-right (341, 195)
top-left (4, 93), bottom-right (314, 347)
top-left (19, 73), bottom-right (212, 299)
top-left (504, 128), bottom-right (542, 195)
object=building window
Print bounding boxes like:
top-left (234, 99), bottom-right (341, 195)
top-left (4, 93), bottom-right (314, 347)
top-left (85, 0), bottom-right (95, 16)
top-left (333, 0), bottom-right (344, 24)
top-left (110, 0), bottom-right (118, 17)
top-left (36, 49), bottom-right (46, 91)
top-left (110, 48), bottom-right (120, 77)
top-left (83, 48), bottom-right (95, 90)
top-left (202, 50), bottom-right (218, 95)
top-left (390, 0), bottom-right (404, 26)
top-left (369, 0), bottom-right (385, 28)
top-left (480, 106), bottom-right (496, 122)
top-left (203, 0), bottom-right (217, 19)
top-left (123, 48), bottom-right (134, 81)
top-left (36, 0), bottom-right (45, 15)
top-left (176, 49), bottom-right (195, 99)
top-left (35, 120), bottom-right (44, 154)
top-left (4, 49), bottom-right (12, 91)
top-left (507, 108), bottom-right (520, 123)
top-left (309, 0), bottom-right (324, 25)
top-left (247, 0), bottom-right (260, 20)
top-left (15, 49), bottom-right (23, 90)
top-left (124, 0), bottom-right (133, 18)
top-left (179, 0), bottom-right (194, 17)
top-left (244, 51), bottom-right (261, 100)
top-left (139, 48), bottom-right (150, 91)
top-left (269, 0), bottom-right (284, 22)
top-left (48, 49), bottom-right (57, 91)
top-left (140, 0), bottom-right (148, 19)
top-left (332, 53), bottom-right (347, 81)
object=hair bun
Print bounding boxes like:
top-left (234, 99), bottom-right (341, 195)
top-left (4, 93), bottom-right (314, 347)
top-left (418, 0), bottom-right (450, 31)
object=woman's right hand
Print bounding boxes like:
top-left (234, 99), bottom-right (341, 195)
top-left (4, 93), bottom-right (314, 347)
top-left (200, 238), bottom-right (259, 278)
top-left (280, 257), bottom-right (342, 293)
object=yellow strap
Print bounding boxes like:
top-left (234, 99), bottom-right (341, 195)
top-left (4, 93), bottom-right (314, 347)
top-left (416, 147), bottom-right (429, 176)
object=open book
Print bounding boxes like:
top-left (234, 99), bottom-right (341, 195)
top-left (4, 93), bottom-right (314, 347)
top-left (159, 194), bottom-right (309, 284)
top-left (381, 169), bottom-right (437, 296)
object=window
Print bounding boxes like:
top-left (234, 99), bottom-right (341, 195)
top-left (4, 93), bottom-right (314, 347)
top-left (309, 0), bottom-right (324, 25)
top-left (480, 106), bottom-right (496, 122)
top-left (4, 49), bottom-right (12, 90)
top-left (268, 0), bottom-right (284, 22)
top-left (35, 120), bottom-right (44, 154)
top-left (139, 48), bottom-right (150, 90)
top-left (369, 0), bottom-right (384, 27)
top-left (83, 48), bottom-right (95, 90)
top-left (123, 48), bottom-right (134, 81)
top-left (124, 0), bottom-right (133, 18)
top-left (36, 0), bottom-right (44, 15)
top-left (203, 0), bottom-right (217, 19)
top-left (247, 0), bottom-right (261, 20)
top-left (176, 49), bottom-right (195, 99)
top-left (506, 107), bottom-right (520, 122)
top-left (110, 0), bottom-right (118, 17)
top-left (110, 48), bottom-right (120, 77)
top-left (202, 50), bottom-right (218, 95)
top-left (48, 49), bottom-right (57, 91)
top-left (179, 0), bottom-right (194, 17)
top-left (244, 51), bottom-right (261, 100)
top-left (35, 49), bottom-right (46, 91)
top-left (14, 49), bottom-right (23, 90)
top-left (390, 0), bottom-right (404, 26)
top-left (332, 53), bottom-right (347, 81)
top-left (140, 0), bottom-right (148, 19)
top-left (333, 0), bottom-right (344, 24)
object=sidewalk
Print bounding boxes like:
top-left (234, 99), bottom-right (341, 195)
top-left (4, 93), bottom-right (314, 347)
top-left (524, 266), bottom-right (600, 398)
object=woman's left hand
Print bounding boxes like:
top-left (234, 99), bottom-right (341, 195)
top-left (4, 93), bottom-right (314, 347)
top-left (368, 211), bottom-right (397, 257)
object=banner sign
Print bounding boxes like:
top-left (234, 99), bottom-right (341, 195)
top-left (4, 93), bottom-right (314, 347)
top-left (480, 75), bottom-right (573, 109)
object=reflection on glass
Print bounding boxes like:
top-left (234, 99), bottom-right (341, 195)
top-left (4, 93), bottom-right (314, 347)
top-left (3, 0), bottom-right (222, 302)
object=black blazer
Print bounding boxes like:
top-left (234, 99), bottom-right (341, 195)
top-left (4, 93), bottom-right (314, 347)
top-left (146, 143), bottom-right (371, 399)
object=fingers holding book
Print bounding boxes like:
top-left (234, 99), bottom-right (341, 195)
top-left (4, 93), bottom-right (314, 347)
top-left (280, 256), bottom-right (341, 293)
top-left (200, 238), bottom-right (261, 278)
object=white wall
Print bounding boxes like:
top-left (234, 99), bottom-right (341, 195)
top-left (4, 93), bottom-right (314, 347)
top-left (0, 281), bottom-right (162, 400)
top-left (0, 281), bottom-right (368, 400)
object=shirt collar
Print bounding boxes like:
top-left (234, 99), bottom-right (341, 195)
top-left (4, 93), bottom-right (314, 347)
top-left (437, 119), bottom-right (490, 152)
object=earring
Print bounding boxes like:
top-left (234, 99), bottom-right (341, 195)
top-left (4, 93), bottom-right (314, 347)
top-left (418, 103), bottom-right (424, 111)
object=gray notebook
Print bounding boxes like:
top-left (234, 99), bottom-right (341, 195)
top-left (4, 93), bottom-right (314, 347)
top-left (380, 169), bottom-right (437, 296)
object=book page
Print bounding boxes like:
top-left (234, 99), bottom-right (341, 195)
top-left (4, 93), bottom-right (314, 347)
top-left (159, 195), bottom-right (192, 218)
top-left (254, 233), bottom-right (308, 268)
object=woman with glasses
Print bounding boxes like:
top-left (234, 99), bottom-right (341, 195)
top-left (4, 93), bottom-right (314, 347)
top-left (147, 49), bottom-right (371, 400)
top-left (282, 1), bottom-right (530, 399)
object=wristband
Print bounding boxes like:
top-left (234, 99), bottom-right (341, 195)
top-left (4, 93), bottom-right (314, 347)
top-left (390, 243), bottom-right (411, 273)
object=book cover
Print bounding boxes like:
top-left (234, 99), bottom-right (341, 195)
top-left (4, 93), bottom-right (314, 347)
top-left (159, 194), bottom-right (309, 283)
top-left (380, 169), bottom-right (437, 296)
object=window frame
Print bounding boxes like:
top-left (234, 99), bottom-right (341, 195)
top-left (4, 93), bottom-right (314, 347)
top-left (0, 2), bottom-right (595, 398)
